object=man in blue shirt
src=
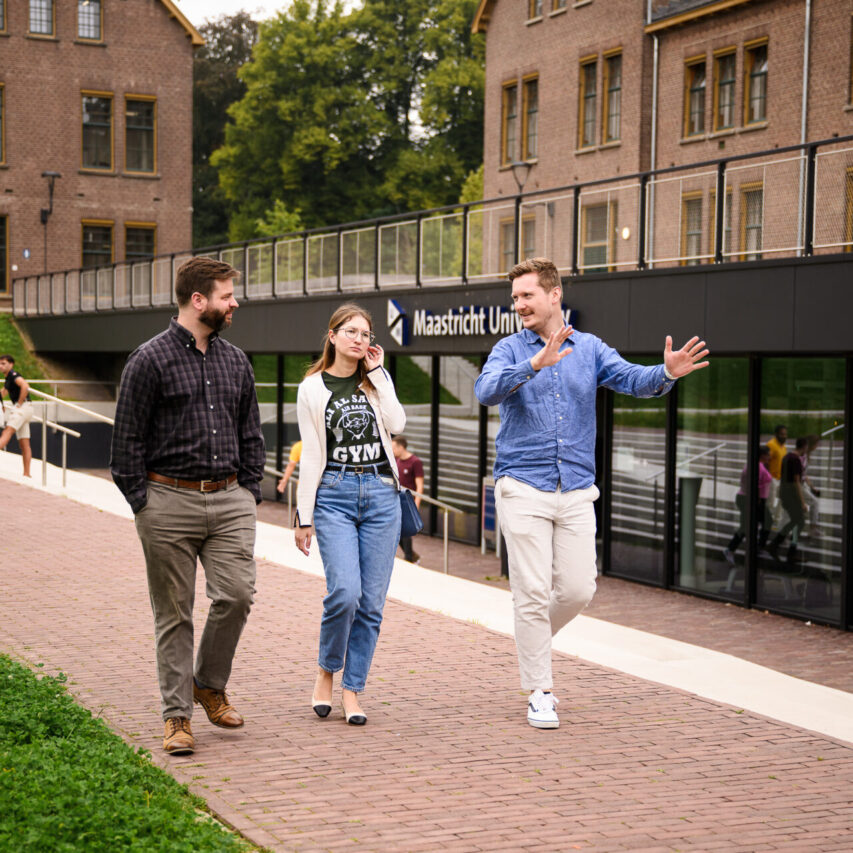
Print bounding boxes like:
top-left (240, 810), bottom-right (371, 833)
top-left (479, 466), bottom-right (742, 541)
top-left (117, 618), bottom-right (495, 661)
top-left (475, 258), bottom-right (709, 729)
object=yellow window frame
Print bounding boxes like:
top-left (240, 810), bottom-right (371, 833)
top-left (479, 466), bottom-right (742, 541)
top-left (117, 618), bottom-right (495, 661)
top-left (124, 94), bottom-right (158, 175)
top-left (501, 80), bottom-right (518, 166)
top-left (124, 221), bottom-right (158, 260)
top-left (76, 0), bottom-right (104, 42)
top-left (712, 47), bottom-right (737, 132)
top-left (579, 201), bottom-right (617, 273)
top-left (602, 49), bottom-right (622, 144)
top-left (81, 89), bottom-right (115, 172)
top-left (521, 74), bottom-right (539, 161)
top-left (81, 219), bottom-right (114, 268)
top-left (683, 54), bottom-right (706, 138)
top-left (28, 0), bottom-right (55, 38)
top-left (578, 55), bottom-right (598, 150)
top-left (743, 37), bottom-right (768, 126)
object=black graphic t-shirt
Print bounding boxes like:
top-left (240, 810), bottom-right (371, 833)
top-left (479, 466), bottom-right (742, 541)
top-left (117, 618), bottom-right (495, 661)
top-left (322, 372), bottom-right (393, 472)
top-left (4, 370), bottom-right (27, 404)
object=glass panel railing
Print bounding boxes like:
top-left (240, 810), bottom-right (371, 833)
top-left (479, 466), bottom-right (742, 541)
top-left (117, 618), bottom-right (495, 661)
top-left (645, 169), bottom-right (717, 268)
top-left (813, 143), bottom-right (853, 254)
top-left (247, 242), bottom-right (274, 299)
top-left (114, 264), bottom-right (131, 309)
top-left (723, 154), bottom-right (806, 261)
top-left (379, 220), bottom-right (417, 288)
top-left (577, 180), bottom-right (641, 274)
top-left (80, 270), bottom-right (96, 311)
top-left (274, 238), bottom-right (304, 296)
top-left (131, 262), bottom-right (151, 307)
top-left (421, 210), bottom-right (463, 285)
top-left (151, 257), bottom-right (172, 306)
top-left (51, 273), bottom-right (65, 314)
top-left (341, 226), bottom-right (376, 291)
top-left (306, 232), bottom-right (339, 293)
top-left (65, 271), bottom-right (80, 313)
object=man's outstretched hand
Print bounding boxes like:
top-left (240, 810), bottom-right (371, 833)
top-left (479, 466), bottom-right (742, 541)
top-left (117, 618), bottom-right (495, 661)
top-left (530, 325), bottom-right (573, 372)
top-left (664, 335), bottom-right (710, 379)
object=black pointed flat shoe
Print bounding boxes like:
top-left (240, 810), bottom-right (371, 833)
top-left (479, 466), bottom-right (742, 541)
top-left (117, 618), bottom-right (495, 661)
top-left (341, 701), bottom-right (366, 726)
top-left (312, 696), bottom-right (332, 718)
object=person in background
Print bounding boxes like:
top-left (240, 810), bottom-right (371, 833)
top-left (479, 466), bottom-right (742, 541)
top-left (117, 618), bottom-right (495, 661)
top-left (474, 257), bottom-right (709, 730)
top-left (767, 437), bottom-right (809, 564)
top-left (765, 424), bottom-right (787, 525)
top-left (392, 435), bottom-right (424, 563)
top-left (0, 355), bottom-right (34, 478)
top-left (294, 304), bottom-right (405, 726)
top-left (800, 434), bottom-right (821, 538)
top-left (276, 439), bottom-right (303, 498)
top-left (722, 445), bottom-right (772, 564)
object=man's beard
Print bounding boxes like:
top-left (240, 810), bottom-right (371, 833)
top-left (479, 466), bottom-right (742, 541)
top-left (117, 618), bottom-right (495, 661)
top-left (200, 308), bottom-right (230, 332)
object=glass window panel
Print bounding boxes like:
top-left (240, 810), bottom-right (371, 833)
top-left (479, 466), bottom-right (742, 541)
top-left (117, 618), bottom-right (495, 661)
top-left (126, 99), bottom-right (155, 172)
top-left (30, 0), bottom-right (52, 35)
top-left (683, 196), bottom-right (702, 264)
top-left (82, 95), bottom-right (112, 170)
top-left (82, 224), bottom-right (112, 268)
top-left (743, 188), bottom-right (763, 260)
top-left (715, 53), bottom-right (735, 130)
top-left (609, 369), bottom-right (667, 584)
top-left (687, 62), bottom-right (705, 136)
top-left (747, 44), bottom-right (767, 123)
top-left (605, 55), bottom-right (621, 142)
top-left (126, 227), bottom-right (155, 259)
top-left (581, 62), bottom-right (597, 148)
top-left (757, 358), bottom-right (845, 623)
top-left (503, 85), bottom-right (517, 164)
top-left (674, 358), bottom-right (748, 600)
top-left (524, 78), bottom-right (538, 159)
top-left (78, 0), bottom-right (100, 39)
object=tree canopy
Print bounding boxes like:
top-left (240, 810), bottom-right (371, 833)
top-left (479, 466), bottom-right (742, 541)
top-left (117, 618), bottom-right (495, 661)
top-left (193, 12), bottom-right (259, 248)
top-left (210, 0), bottom-right (484, 241)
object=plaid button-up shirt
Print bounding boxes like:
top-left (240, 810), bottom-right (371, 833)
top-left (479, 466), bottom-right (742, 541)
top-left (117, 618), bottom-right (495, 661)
top-left (110, 318), bottom-right (265, 513)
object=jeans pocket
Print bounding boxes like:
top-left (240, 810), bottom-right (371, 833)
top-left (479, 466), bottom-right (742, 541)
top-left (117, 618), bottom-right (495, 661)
top-left (318, 470), bottom-right (340, 489)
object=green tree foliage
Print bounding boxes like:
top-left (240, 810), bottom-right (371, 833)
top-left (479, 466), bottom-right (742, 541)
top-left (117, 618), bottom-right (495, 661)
top-left (193, 12), bottom-right (259, 248)
top-left (213, 0), bottom-right (484, 239)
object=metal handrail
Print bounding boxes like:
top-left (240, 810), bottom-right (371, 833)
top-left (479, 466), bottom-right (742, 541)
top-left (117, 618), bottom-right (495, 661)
top-left (261, 464), bottom-right (463, 575)
top-left (643, 441), bottom-right (727, 482)
top-left (26, 388), bottom-right (115, 425)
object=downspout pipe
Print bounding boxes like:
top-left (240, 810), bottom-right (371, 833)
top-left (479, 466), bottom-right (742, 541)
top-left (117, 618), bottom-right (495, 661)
top-left (647, 0), bottom-right (658, 267)
top-left (797, 0), bottom-right (812, 253)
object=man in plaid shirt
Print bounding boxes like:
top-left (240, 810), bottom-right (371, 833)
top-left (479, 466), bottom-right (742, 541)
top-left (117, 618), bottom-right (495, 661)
top-left (111, 257), bottom-right (265, 755)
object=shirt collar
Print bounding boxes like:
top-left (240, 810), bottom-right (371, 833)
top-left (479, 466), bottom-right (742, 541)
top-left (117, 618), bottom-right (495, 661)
top-left (169, 317), bottom-right (219, 350)
top-left (521, 323), bottom-right (575, 346)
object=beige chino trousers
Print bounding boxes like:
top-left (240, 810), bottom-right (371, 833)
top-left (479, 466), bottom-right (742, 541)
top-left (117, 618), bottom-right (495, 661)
top-left (495, 476), bottom-right (599, 691)
top-left (134, 480), bottom-right (257, 720)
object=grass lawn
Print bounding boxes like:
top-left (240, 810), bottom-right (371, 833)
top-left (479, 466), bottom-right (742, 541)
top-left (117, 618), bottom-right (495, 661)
top-left (0, 315), bottom-right (46, 384)
top-left (0, 655), bottom-right (257, 852)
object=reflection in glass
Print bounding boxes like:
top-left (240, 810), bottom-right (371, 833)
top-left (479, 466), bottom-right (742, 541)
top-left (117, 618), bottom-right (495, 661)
top-left (758, 358), bottom-right (845, 622)
top-left (609, 364), bottom-right (666, 584)
top-left (675, 358), bottom-right (748, 599)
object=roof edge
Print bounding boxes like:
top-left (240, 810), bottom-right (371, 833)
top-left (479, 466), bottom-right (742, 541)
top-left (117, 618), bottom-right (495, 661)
top-left (472, 0), bottom-right (495, 34)
top-left (159, 0), bottom-right (204, 47)
top-left (645, 0), bottom-right (755, 33)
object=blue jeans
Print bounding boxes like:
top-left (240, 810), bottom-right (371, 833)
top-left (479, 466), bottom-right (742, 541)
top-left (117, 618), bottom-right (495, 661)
top-left (313, 468), bottom-right (401, 692)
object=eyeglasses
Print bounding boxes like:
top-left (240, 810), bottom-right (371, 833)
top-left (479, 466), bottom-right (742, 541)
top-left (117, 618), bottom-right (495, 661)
top-left (336, 326), bottom-right (375, 344)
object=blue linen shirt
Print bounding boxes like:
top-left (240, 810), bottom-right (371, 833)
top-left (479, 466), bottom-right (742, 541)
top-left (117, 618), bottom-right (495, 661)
top-left (474, 326), bottom-right (675, 493)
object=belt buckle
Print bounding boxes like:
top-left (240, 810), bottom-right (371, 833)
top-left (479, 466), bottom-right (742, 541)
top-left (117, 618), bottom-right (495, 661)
top-left (199, 479), bottom-right (218, 493)
top-left (353, 466), bottom-right (364, 474)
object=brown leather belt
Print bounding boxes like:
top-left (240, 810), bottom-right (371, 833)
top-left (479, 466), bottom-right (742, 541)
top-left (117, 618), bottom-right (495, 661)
top-left (147, 472), bottom-right (237, 493)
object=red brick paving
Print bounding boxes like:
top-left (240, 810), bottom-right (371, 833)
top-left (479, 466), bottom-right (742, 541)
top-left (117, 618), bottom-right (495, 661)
top-left (4, 478), bottom-right (853, 852)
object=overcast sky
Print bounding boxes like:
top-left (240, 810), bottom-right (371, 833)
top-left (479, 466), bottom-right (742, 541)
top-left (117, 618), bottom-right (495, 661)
top-left (176, 1), bottom-right (284, 28)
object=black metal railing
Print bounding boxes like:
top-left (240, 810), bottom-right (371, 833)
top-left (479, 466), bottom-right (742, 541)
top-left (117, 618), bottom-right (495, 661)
top-left (12, 134), bottom-right (853, 317)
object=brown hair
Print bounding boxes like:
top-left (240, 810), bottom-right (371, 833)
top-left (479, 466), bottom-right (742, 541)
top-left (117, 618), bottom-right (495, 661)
top-left (305, 303), bottom-right (376, 392)
top-left (508, 257), bottom-right (561, 292)
top-left (174, 257), bottom-right (240, 306)
top-left (392, 435), bottom-right (408, 449)
top-left (0, 354), bottom-right (14, 364)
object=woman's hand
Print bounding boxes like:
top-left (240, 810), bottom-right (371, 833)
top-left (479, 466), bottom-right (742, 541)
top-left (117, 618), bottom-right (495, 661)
top-left (365, 344), bottom-right (384, 371)
top-left (295, 525), bottom-right (314, 555)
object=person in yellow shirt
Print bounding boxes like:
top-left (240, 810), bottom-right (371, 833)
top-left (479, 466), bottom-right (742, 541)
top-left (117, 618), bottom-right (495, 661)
top-left (765, 424), bottom-right (787, 525)
top-left (276, 440), bottom-right (303, 495)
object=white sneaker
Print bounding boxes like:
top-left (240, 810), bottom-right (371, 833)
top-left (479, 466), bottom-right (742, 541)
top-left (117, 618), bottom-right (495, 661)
top-left (527, 689), bottom-right (559, 729)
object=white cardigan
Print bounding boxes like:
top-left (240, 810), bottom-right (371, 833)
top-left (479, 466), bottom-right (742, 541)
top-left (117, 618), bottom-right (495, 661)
top-left (295, 366), bottom-right (406, 526)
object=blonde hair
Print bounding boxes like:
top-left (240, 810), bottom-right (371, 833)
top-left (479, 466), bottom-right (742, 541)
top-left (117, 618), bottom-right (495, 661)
top-left (508, 257), bottom-right (561, 292)
top-left (305, 303), bottom-right (376, 392)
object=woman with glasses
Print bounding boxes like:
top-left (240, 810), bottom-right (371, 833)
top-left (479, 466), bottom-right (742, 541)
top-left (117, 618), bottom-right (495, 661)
top-left (294, 303), bottom-right (405, 725)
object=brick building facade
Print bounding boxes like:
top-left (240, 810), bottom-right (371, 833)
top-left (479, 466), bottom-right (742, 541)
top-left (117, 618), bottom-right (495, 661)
top-left (0, 0), bottom-right (201, 302)
top-left (474, 0), bottom-right (853, 272)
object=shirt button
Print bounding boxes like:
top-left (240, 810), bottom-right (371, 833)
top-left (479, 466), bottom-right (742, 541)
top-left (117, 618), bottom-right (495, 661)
top-left (559, 416), bottom-right (563, 420)
top-left (206, 380), bottom-right (211, 385)
top-left (556, 393), bottom-right (560, 397)
top-left (209, 405), bottom-right (214, 410)
top-left (213, 455), bottom-right (218, 460)
top-left (212, 429), bottom-right (217, 434)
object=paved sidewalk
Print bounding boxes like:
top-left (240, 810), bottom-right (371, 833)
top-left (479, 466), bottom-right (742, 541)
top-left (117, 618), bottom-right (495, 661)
top-left (3, 473), bottom-right (853, 851)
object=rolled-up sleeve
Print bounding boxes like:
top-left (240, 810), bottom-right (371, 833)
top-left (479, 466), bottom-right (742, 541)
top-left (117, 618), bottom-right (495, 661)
top-left (474, 339), bottom-right (537, 407)
top-left (110, 350), bottom-right (156, 513)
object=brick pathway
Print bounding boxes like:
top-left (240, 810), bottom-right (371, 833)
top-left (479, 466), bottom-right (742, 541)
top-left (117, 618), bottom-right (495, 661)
top-left (3, 478), bottom-right (853, 852)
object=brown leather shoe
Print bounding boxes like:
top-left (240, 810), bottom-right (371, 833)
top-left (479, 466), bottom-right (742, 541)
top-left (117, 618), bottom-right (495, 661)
top-left (163, 717), bottom-right (195, 755)
top-left (193, 682), bottom-right (245, 728)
